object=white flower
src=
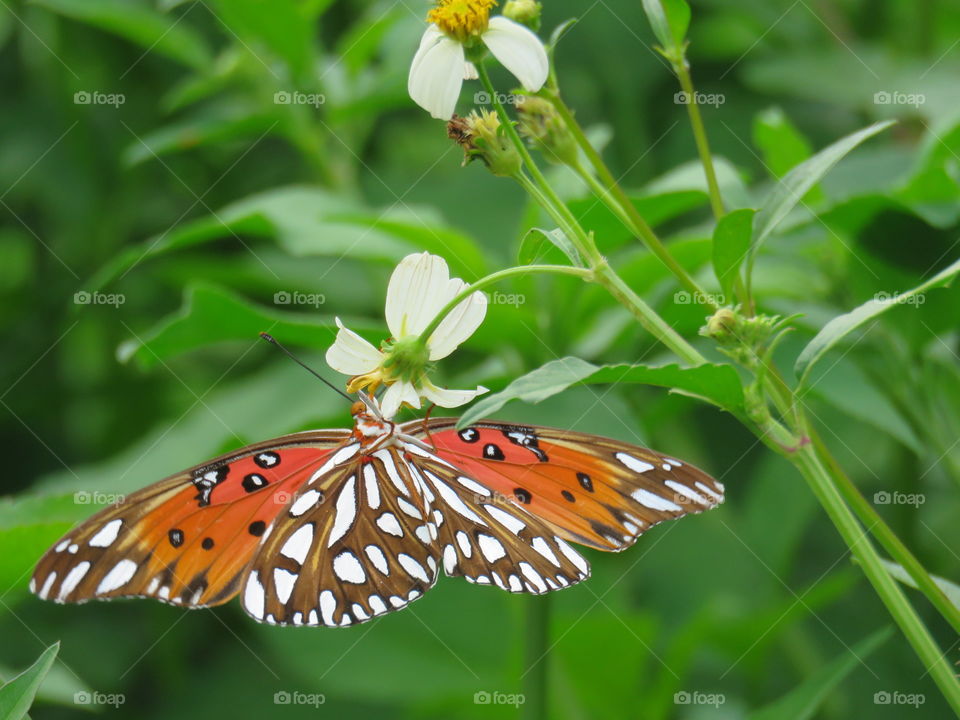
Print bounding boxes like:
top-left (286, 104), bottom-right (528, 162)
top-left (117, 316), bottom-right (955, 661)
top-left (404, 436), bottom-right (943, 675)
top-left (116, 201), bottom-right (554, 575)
top-left (326, 252), bottom-right (489, 418)
top-left (408, 1), bottom-right (549, 120)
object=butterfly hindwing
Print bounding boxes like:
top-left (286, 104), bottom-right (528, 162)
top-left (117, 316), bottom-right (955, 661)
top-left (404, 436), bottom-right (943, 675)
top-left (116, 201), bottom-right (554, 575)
top-left (401, 442), bottom-right (590, 593)
top-left (242, 444), bottom-right (440, 627)
top-left (30, 432), bottom-right (349, 607)
top-left (404, 419), bottom-right (724, 551)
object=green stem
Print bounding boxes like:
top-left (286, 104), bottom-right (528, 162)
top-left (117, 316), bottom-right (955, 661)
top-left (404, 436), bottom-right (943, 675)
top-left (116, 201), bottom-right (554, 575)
top-left (673, 61), bottom-right (725, 219)
top-left (523, 595), bottom-right (550, 720)
top-left (419, 264), bottom-right (591, 343)
top-left (791, 445), bottom-right (960, 716)
top-left (811, 431), bottom-right (960, 636)
top-left (544, 91), bottom-right (715, 309)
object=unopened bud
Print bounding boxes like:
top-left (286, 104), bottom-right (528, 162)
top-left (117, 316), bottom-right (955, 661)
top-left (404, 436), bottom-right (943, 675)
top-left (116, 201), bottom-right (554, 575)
top-left (704, 308), bottom-right (739, 342)
top-left (503, 0), bottom-right (541, 30)
top-left (517, 96), bottom-right (579, 166)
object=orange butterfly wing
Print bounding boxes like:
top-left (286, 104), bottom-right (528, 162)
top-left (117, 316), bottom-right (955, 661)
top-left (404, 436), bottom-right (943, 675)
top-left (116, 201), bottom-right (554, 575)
top-left (408, 419), bottom-right (724, 551)
top-left (31, 431), bottom-right (349, 607)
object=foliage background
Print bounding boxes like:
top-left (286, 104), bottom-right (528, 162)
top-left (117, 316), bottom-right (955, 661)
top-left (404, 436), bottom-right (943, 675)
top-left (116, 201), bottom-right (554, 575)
top-left (2, 0), bottom-right (960, 717)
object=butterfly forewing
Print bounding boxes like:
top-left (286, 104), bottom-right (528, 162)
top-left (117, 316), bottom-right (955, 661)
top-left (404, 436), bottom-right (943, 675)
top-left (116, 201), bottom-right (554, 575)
top-left (30, 431), bottom-right (349, 607)
top-left (405, 419), bottom-right (724, 551)
top-left (401, 442), bottom-right (590, 594)
top-left (242, 444), bottom-right (440, 627)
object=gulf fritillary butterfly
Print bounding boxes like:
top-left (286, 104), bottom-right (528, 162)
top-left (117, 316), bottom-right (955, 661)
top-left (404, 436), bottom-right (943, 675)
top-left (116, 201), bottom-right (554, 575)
top-left (31, 396), bottom-right (723, 627)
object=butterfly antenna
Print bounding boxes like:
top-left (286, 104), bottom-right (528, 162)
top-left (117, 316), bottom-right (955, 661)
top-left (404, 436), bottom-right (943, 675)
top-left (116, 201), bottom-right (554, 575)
top-left (259, 333), bottom-right (353, 402)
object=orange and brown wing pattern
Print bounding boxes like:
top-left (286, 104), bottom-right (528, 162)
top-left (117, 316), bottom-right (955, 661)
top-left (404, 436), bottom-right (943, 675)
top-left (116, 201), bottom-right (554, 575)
top-left (407, 419), bottom-right (724, 551)
top-left (30, 431), bottom-right (349, 608)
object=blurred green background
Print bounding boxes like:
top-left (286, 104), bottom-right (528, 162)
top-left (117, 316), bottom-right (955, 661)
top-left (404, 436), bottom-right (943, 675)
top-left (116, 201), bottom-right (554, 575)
top-left (2, 0), bottom-right (960, 717)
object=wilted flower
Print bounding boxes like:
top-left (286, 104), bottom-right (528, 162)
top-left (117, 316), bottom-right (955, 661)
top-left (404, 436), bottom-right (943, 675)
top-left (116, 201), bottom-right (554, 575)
top-left (447, 109), bottom-right (521, 175)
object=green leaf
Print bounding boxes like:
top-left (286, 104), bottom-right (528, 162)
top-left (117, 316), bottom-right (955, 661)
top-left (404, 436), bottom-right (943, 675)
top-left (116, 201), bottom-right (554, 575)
top-left (116, 284), bottom-right (377, 369)
top-left (87, 186), bottom-right (485, 292)
top-left (795, 256), bottom-right (960, 386)
top-left (754, 121), bottom-right (894, 251)
top-left (32, 0), bottom-right (210, 68)
top-left (208, 0), bottom-right (314, 78)
top-left (641, 0), bottom-right (689, 51)
top-left (517, 227), bottom-right (582, 267)
top-left (711, 207), bottom-right (754, 301)
top-left (752, 107), bottom-right (814, 179)
top-left (458, 357), bottom-right (743, 427)
top-left (749, 628), bottom-right (891, 720)
top-left (0, 642), bottom-right (60, 720)
top-left (880, 559), bottom-right (960, 612)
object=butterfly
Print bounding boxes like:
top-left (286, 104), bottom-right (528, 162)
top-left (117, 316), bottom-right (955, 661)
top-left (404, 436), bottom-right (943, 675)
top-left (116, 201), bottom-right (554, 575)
top-left (31, 395), bottom-right (724, 627)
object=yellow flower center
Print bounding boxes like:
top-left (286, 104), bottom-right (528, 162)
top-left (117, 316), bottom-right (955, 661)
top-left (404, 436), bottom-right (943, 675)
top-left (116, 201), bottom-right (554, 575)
top-left (428, 0), bottom-right (497, 41)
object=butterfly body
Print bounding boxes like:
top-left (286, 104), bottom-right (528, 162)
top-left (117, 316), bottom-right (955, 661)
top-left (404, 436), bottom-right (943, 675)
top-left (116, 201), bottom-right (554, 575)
top-left (32, 403), bottom-right (724, 628)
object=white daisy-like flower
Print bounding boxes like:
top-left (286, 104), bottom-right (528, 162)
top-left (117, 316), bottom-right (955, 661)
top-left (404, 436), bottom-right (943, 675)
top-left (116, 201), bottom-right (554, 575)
top-left (326, 252), bottom-right (488, 418)
top-left (408, 0), bottom-right (549, 120)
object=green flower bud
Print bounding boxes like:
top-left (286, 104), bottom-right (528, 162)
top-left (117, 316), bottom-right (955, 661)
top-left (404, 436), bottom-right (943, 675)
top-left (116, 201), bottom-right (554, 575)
top-left (447, 110), bottom-right (522, 177)
top-left (516, 96), bottom-right (580, 167)
top-left (503, 0), bottom-right (542, 30)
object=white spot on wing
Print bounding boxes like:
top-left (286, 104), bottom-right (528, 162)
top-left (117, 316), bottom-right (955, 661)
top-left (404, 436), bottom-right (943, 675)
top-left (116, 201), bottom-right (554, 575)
top-left (555, 538), bottom-right (589, 575)
top-left (456, 530), bottom-right (473, 558)
top-left (631, 488), bottom-right (682, 512)
top-left (333, 550), bottom-right (366, 584)
top-left (375, 511), bottom-right (403, 537)
top-left (484, 505), bottom-right (525, 534)
top-left (397, 553), bottom-right (430, 583)
top-left (477, 534), bottom-right (506, 563)
top-left (616, 452), bottom-right (656, 473)
top-left (58, 562), bottom-right (91, 600)
top-left (273, 568), bottom-right (297, 605)
top-left (665, 479), bottom-right (706, 504)
top-left (695, 481), bottom-right (723, 502)
top-left (96, 560), bottom-right (138, 594)
top-left (289, 489), bottom-right (322, 517)
top-left (244, 572), bottom-right (266, 619)
top-left (88, 519), bottom-right (122, 547)
top-left (364, 545), bottom-right (389, 575)
top-left (38, 572), bottom-right (57, 600)
top-left (531, 537), bottom-right (560, 567)
top-left (423, 470), bottom-right (486, 525)
top-left (456, 475), bottom-right (491, 497)
top-left (308, 443), bottom-right (360, 485)
top-left (319, 589), bottom-right (337, 625)
top-left (280, 523), bottom-right (314, 564)
top-left (363, 464), bottom-right (381, 509)
top-left (327, 477), bottom-right (358, 547)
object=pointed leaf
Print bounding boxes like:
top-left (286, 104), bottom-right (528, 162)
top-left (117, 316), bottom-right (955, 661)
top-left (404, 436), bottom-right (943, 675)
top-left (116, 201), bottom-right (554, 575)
top-left (712, 207), bottom-right (755, 301)
top-left (0, 643), bottom-right (60, 720)
top-left (749, 628), bottom-right (890, 720)
top-left (458, 357), bottom-right (743, 427)
top-left (518, 227), bottom-right (582, 267)
top-left (754, 121), bottom-right (894, 251)
top-left (880, 559), bottom-right (960, 612)
top-left (795, 256), bottom-right (960, 387)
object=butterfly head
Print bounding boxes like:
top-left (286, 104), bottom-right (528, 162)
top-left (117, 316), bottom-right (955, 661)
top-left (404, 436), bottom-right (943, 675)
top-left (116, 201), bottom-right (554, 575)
top-left (350, 397), bottom-right (394, 445)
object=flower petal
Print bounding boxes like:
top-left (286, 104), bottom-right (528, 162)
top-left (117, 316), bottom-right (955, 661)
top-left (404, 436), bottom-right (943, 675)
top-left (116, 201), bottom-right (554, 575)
top-left (421, 378), bottom-right (489, 408)
top-left (385, 252), bottom-right (453, 339)
top-left (408, 31), bottom-right (466, 119)
top-left (482, 17), bottom-right (548, 91)
top-left (427, 280), bottom-right (487, 360)
top-left (380, 381), bottom-right (421, 419)
top-left (463, 61), bottom-right (479, 80)
top-left (325, 318), bottom-right (382, 375)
